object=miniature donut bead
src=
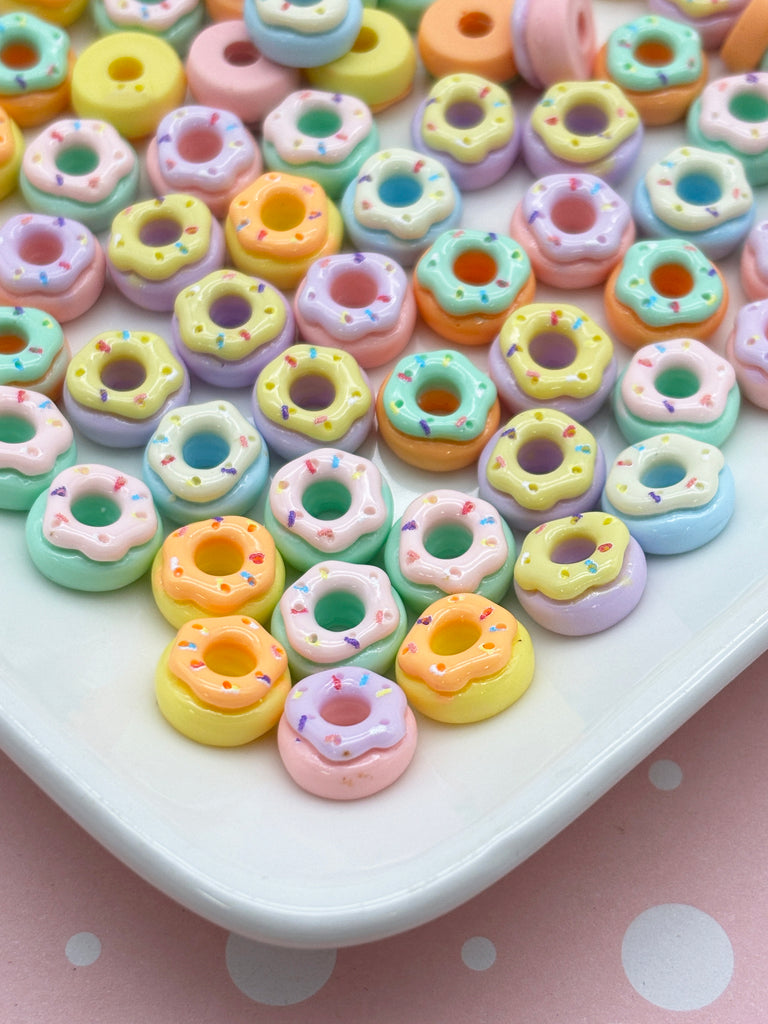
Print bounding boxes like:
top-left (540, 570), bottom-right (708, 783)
top-left (721, 0), bottom-right (768, 72)
top-left (262, 89), bottom-right (379, 200)
top-left (382, 489), bottom-right (516, 613)
top-left (71, 32), bottom-right (186, 141)
top-left (514, 512), bottom-right (647, 636)
top-left (0, 0), bottom-right (89, 27)
top-left (340, 147), bottom-right (462, 267)
top-left (294, 251), bottom-right (416, 368)
top-left (593, 15), bottom-right (707, 128)
top-left (0, 305), bottom-right (69, 400)
top-left (171, 269), bottom-right (295, 388)
top-left (740, 219), bottom-right (768, 300)
top-left (511, 0), bottom-right (597, 89)
top-left (25, 462), bottom-right (163, 591)
top-left (185, 20), bottom-right (300, 127)
top-left (395, 593), bottom-right (535, 725)
top-left (62, 328), bottom-right (190, 448)
top-left (376, 348), bottom-right (500, 472)
top-left (90, 0), bottom-right (204, 56)
top-left (107, 194), bottom-right (226, 313)
top-left (20, 118), bottom-right (140, 234)
top-left (509, 173), bottom-right (634, 290)
top-left (648, 0), bottom-right (748, 50)
top-left (0, 214), bottom-right (105, 324)
top-left (151, 516), bottom-right (285, 628)
top-left (243, 0), bottom-right (364, 69)
top-left (378, 0), bottom-right (431, 31)
top-left (264, 447), bottom-right (394, 571)
top-left (477, 408), bottom-right (606, 533)
top-left (633, 145), bottom-right (754, 260)
top-left (488, 303), bottom-right (616, 421)
top-left (410, 73), bottom-right (520, 192)
top-left (226, 171), bottom-right (343, 291)
top-left (417, 0), bottom-right (516, 83)
top-left (413, 229), bottom-right (534, 347)
top-left (305, 9), bottom-right (416, 113)
top-left (0, 13), bottom-right (74, 128)
top-left (146, 106), bottom-right (263, 219)
top-left (251, 344), bottom-right (375, 459)
top-left (270, 560), bottom-right (408, 680)
top-left (0, 386), bottom-right (76, 511)
top-left (522, 81), bottom-right (643, 187)
top-left (143, 399), bottom-right (269, 524)
top-left (277, 667), bottom-right (418, 801)
top-left (686, 73), bottom-right (768, 187)
top-left (603, 239), bottom-right (728, 350)
top-left (0, 108), bottom-right (23, 202)
top-left (612, 338), bottom-right (740, 447)
top-left (601, 433), bottom-right (735, 555)
top-left (725, 297), bottom-right (768, 409)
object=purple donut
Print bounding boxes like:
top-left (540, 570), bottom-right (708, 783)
top-left (725, 297), bottom-right (768, 410)
top-left (648, 0), bottom-right (748, 49)
top-left (740, 219), bottom-right (768, 301)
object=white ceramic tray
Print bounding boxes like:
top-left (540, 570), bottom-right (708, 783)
top-left (2, 2), bottom-right (768, 948)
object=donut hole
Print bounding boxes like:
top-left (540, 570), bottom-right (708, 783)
top-left (18, 228), bottom-right (64, 267)
top-left (550, 534), bottom-right (595, 565)
top-left (329, 269), bottom-right (379, 308)
top-left (452, 250), bottom-right (497, 286)
top-left (320, 694), bottom-right (371, 726)
top-left (0, 414), bottom-right (35, 444)
top-left (527, 330), bottom-right (578, 370)
top-left (297, 107), bottom-right (343, 138)
top-left (0, 333), bottom-right (26, 356)
top-left (139, 217), bottom-right (183, 248)
top-left (653, 367), bottom-right (700, 399)
top-left (70, 493), bottom-right (121, 528)
top-left (182, 431), bottom-right (231, 470)
top-left (261, 191), bottom-right (306, 233)
top-left (350, 26), bottom-right (379, 53)
top-left (445, 101), bottom-right (485, 130)
top-left (423, 522), bottom-right (473, 560)
top-left (517, 438), bottom-right (564, 475)
top-left (0, 42), bottom-right (39, 71)
top-left (378, 174), bottom-right (423, 209)
top-left (194, 536), bottom-right (244, 576)
top-left (209, 294), bottom-right (253, 329)
top-left (633, 39), bottom-right (674, 67)
top-left (649, 262), bottom-right (693, 298)
top-left (203, 639), bottom-right (257, 678)
top-left (301, 479), bottom-right (352, 520)
top-left (177, 126), bottom-right (224, 164)
top-left (675, 172), bottom-right (721, 206)
top-left (416, 385), bottom-right (460, 417)
top-left (550, 196), bottom-right (597, 235)
top-left (99, 358), bottom-right (147, 392)
top-left (314, 591), bottom-right (366, 632)
top-left (55, 145), bottom-right (100, 177)
top-left (728, 91), bottom-right (768, 124)
top-left (563, 103), bottom-right (608, 137)
top-left (639, 459), bottom-right (687, 490)
top-left (289, 373), bottom-right (336, 411)
top-left (430, 619), bottom-right (481, 656)
top-left (458, 11), bottom-right (493, 37)
top-left (223, 40), bottom-right (260, 67)
top-left (108, 56), bottom-right (144, 82)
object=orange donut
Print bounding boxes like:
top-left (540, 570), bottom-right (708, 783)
top-left (417, 0), bottom-right (516, 83)
top-left (0, 37), bottom-right (76, 129)
top-left (721, 0), bottom-right (768, 72)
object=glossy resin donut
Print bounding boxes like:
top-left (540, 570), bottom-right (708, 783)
top-left (91, 0), bottom-right (204, 55)
top-left (687, 72), bottom-right (768, 187)
top-left (511, 0), bottom-right (596, 89)
top-left (740, 218), bottom-right (768, 300)
top-left (0, 12), bottom-right (74, 128)
top-left (648, 0), bottom-right (749, 50)
top-left (1, 0), bottom-right (88, 26)
top-left (725, 296), bottom-right (768, 409)
top-left (0, 108), bottom-right (23, 202)
top-left (0, 385), bottom-right (76, 511)
top-left (243, 0), bottom-right (364, 68)
top-left (0, 306), bottom-right (69, 400)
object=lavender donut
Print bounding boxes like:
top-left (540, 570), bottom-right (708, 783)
top-left (740, 219), bottom-right (768, 301)
top-left (725, 297), bottom-right (768, 409)
top-left (648, 0), bottom-right (748, 49)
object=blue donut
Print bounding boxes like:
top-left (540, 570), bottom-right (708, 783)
top-left (243, 0), bottom-right (363, 69)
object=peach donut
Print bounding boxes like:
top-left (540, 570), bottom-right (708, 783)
top-left (417, 0), bottom-right (517, 83)
top-left (0, 305), bottom-right (69, 400)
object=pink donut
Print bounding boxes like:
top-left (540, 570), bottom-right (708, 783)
top-left (0, 213), bottom-right (105, 323)
top-left (725, 297), bottom-right (768, 409)
top-left (277, 666), bottom-right (418, 800)
top-left (511, 0), bottom-right (597, 88)
top-left (293, 252), bottom-right (416, 369)
top-left (185, 21), bottom-right (301, 126)
top-left (509, 173), bottom-right (635, 289)
top-left (740, 219), bottom-right (768, 301)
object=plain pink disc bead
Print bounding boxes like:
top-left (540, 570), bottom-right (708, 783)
top-left (511, 0), bottom-right (597, 88)
top-left (185, 20), bottom-right (301, 127)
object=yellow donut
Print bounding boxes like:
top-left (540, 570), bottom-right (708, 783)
top-left (0, 106), bottom-right (23, 200)
top-left (0, 0), bottom-right (89, 26)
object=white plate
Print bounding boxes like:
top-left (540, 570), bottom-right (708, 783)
top-left (2, 2), bottom-right (768, 949)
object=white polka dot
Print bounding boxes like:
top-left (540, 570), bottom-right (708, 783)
top-left (461, 936), bottom-right (497, 971)
top-left (225, 934), bottom-right (336, 1005)
top-left (622, 903), bottom-right (734, 1010)
top-left (65, 932), bottom-right (102, 967)
top-left (648, 759), bottom-right (683, 790)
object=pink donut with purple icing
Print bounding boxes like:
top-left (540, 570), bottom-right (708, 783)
top-left (725, 297), bottom-right (768, 410)
top-left (740, 219), bottom-right (768, 301)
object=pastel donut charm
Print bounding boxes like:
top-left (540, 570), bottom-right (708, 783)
top-left (172, 270), bottom-right (296, 388)
top-left (0, 213), bottom-right (105, 323)
top-left (146, 106), bottom-right (263, 218)
top-left (477, 408), bottom-right (606, 532)
top-left (277, 667), bottom-right (418, 800)
top-left (294, 251), bottom-right (416, 368)
top-left (62, 329), bottom-right (190, 448)
top-left (522, 81), bottom-right (643, 186)
top-left (511, 0), bottom-right (597, 88)
top-left (740, 219), bottom-right (768, 300)
top-left (687, 73), bottom-right (768, 187)
top-left (270, 560), bottom-right (408, 679)
top-left (0, 386), bottom-right (76, 511)
top-left (413, 229), bottom-right (535, 346)
top-left (509, 173), bottom-right (634, 289)
top-left (0, 306), bottom-right (69, 400)
top-left (613, 338), bottom-right (740, 447)
top-left (243, 0), bottom-right (364, 68)
top-left (91, 0), bottom-right (204, 55)
top-left (20, 118), bottom-right (140, 233)
top-left (648, 0), bottom-right (748, 50)
top-left (601, 433), bottom-right (735, 555)
top-left (251, 344), bottom-right (374, 459)
top-left (25, 462), bottom-right (163, 591)
top-left (488, 303), bottom-right (616, 420)
top-left (721, 0), bottom-right (768, 72)
top-left (632, 145), bottom-right (754, 259)
top-left (0, 0), bottom-right (88, 26)
top-left (143, 400), bottom-right (269, 524)
top-left (0, 13), bottom-right (74, 128)
top-left (725, 297), bottom-right (768, 409)
top-left (0, 108), bottom-right (23, 201)
top-left (265, 447), bottom-right (394, 571)
top-left (410, 73), bottom-right (520, 191)
top-left (395, 593), bottom-right (535, 724)
top-left (383, 489), bottom-right (515, 613)
top-left (340, 147), bottom-right (462, 267)
top-left (417, 0), bottom-right (516, 83)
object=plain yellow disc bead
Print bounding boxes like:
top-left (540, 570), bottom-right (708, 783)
top-left (0, 0), bottom-right (89, 27)
top-left (0, 107), bottom-right (23, 200)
